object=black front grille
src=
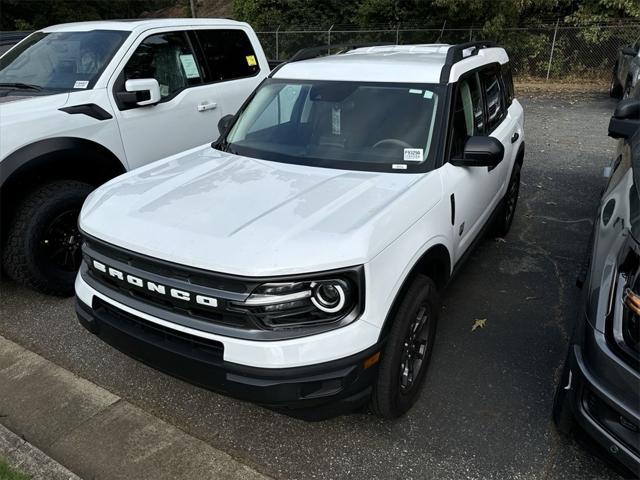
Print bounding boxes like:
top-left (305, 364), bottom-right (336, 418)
top-left (84, 237), bottom-right (258, 294)
top-left (82, 237), bottom-right (256, 329)
top-left (93, 297), bottom-right (224, 363)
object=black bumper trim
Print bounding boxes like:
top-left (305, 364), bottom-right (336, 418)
top-left (76, 298), bottom-right (380, 418)
top-left (568, 344), bottom-right (640, 474)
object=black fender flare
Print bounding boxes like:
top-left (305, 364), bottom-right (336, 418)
top-left (1, 137), bottom-right (125, 189)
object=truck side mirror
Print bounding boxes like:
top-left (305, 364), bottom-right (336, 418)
top-left (609, 99), bottom-right (640, 140)
top-left (115, 79), bottom-right (161, 107)
top-left (450, 136), bottom-right (505, 168)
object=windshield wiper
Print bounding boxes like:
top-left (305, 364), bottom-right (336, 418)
top-left (0, 82), bottom-right (42, 91)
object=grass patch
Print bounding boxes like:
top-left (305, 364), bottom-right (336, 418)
top-left (0, 458), bottom-right (30, 480)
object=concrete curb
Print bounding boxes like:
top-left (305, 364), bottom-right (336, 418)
top-left (0, 335), bottom-right (272, 480)
top-left (0, 423), bottom-right (81, 480)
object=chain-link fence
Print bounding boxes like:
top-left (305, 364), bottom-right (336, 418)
top-left (256, 21), bottom-right (640, 84)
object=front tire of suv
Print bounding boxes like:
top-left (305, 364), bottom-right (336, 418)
top-left (371, 275), bottom-right (439, 418)
top-left (2, 180), bottom-right (94, 296)
top-left (494, 163), bottom-right (521, 238)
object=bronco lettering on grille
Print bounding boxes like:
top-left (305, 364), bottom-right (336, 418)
top-left (91, 259), bottom-right (218, 308)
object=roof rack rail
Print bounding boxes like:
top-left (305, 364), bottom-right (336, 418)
top-left (439, 40), bottom-right (497, 84)
top-left (269, 42), bottom-right (393, 77)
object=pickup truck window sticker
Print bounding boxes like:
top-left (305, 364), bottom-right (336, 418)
top-left (179, 54), bottom-right (200, 79)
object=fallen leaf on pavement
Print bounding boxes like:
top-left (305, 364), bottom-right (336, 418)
top-left (472, 319), bottom-right (487, 331)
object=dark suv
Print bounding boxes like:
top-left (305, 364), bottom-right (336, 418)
top-left (553, 99), bottom-right (640, 476)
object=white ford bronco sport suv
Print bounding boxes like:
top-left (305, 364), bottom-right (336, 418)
top-left (75, 42), bottom-right (525, 418)
top-left (0, 19), bottom-right (268, 295)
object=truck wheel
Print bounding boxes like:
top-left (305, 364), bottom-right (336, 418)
top-left (2, 180), bottom-right (93, 296)
top-left (610, 68), bottom-right (623, 98)
top-left (494, 163), bottom-right (521, 238)
top-left (371, 275), bottom-right (439, 418)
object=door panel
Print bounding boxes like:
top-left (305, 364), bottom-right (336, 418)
top-left (109, 29), bottom-right (222, 170)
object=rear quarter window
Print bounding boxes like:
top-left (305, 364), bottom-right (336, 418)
top-left (194, 29), bottom-right (260, 83)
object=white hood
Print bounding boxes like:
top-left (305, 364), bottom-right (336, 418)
top-left (80, 147), bottom-right (442, 276)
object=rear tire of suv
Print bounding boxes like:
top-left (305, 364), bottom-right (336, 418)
top-left (371, 275), bottom-right (439, 418)
top-left (2, 180), bottom-right (93, 296)
top-left (493, 163), bottom-right (521, 237)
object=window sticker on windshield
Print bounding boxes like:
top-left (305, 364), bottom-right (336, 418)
top-left (246, 55), bottom-right (257, 66)
top-left (404, 148), bottom-right (423, 162)
top-left (160, 84), bottom-right (169, 97)
top-left (409, 89), bottom-right (423, 94)
top-left (423, 90), bottom-right (433, 99)
top-left (73, 80), bottom-right (89, 89)
top-left (179, 54), bottom-right (200, 79)
top-left (392, 164), bottom-right (408, 170)
top-left (332, 106), bottom-right (341, 135)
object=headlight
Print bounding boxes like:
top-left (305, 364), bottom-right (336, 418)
top-left (231, 270), bottom-right (362, 330)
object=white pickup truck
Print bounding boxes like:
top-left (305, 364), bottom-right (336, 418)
top-left (0, 19), bottom-right (269, 295)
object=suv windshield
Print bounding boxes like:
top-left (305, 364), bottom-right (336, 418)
top-left (0, 30), bottom-right (129, 92)
top-left (222, 79), bottom-right (444, 172)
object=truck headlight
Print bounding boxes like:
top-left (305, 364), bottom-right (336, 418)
top-left (232, 269), bottom-right (362, 329)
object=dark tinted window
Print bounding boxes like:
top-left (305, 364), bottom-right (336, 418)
top-left (450, 72), bottom-right (485, 159)
top-left (195, 29), bottom-right (259, 82)
top-left (480, 67), bottom-right (507, 132)
top-left (123, 31), bottom-right (202, 101)
top-left (502, 63), bottom-right (514, 105)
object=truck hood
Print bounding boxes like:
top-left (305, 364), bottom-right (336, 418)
top-left (81, 147), bottom-right (440, 276)
top-left (0, 92), bottom-right (69, 110)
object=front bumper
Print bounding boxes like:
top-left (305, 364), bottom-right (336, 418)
top-left (565, 326), bottom-right (640, 474)
top-left (76, 295), bottom-right (382, 418)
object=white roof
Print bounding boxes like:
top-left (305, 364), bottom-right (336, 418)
top-left (41, 18), bottom-right (245, 33)
top-left (273, 44), bottom-right (509, 84)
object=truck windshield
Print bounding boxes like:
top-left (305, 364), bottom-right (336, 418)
top-left (223, 79), bottom-right (444, 172)
top-left (0, 30), bottom-right (129, 92)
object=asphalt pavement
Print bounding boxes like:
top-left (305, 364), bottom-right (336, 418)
top-left (0, 92), bottom-right (626, 479)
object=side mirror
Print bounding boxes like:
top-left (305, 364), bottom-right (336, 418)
top-left (450, 136), bottom-right (505, 168)
top-left (116, 78), bottom-right (161, 107)
top-left (218, 114), bottom-right (235, 136)
top-left (608, 99), bottom-right (640, 139)
top-left (622, 46), bottom-right (638, 56)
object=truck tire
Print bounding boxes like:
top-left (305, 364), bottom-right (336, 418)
top-left (371, 275), bottom-right (439, 418)
top-left (493, 163), bottom-right (521, 237)
top-left (2, 180), bottom-right (93, 296)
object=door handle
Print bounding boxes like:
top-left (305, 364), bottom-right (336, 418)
top-left (197, 102), bottom-right (217, 112)
top-left (510, 132), bottom-right (519, 144)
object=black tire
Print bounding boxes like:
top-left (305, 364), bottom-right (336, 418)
top-left (371, 275), bottom-right (439, 418)
top-left (552, 351), bottom-right (576, 435)
top-left (610, 67), bottom-right (623, 98)
top-left (2, 180), bottom-right (93, 296)
top-left (493, 163), bottom-right (521, 237)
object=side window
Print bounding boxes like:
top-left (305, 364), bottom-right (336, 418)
top-left (450, 73), bottom-right (485, 159)
top-left (480, 67), bottom-right (507, 132)
top-left (502, 63), bottom-right (515, 106)
top-left (194, 29), bottom-right (260, 82)
top-left (123, 31), bottom-right (202, 101)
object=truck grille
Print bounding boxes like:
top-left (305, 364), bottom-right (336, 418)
top-left (81, 237), bottom-right (260, 332)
